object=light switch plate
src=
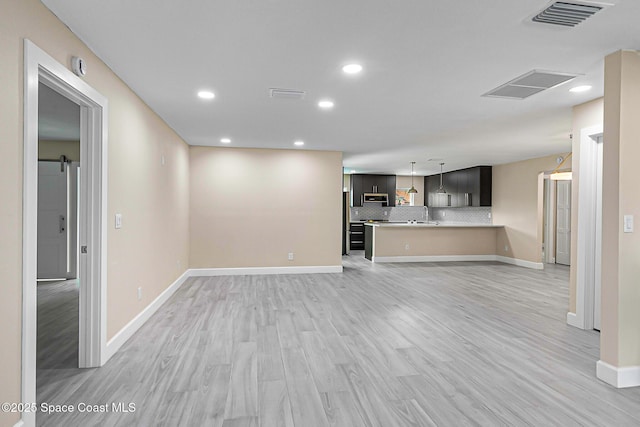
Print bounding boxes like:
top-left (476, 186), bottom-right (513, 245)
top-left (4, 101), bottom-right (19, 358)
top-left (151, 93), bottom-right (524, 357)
top-left (624, 215), bottom-right (634, 233)
top-left (115, 213), bottom-right (122, 229)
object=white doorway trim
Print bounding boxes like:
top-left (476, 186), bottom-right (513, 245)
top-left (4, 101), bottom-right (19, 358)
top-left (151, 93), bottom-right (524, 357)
top-left (23, 39), bottom-right (108, 426)
top-left (571, 124), bottom-right (603, 330)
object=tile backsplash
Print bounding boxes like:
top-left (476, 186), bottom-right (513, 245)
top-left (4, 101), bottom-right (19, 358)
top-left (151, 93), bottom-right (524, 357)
top-left (350, 205), bottom-right (493, 224)
top-left (428, 207), bottom-right (492, 224)
top-left (350, 205), bottom-right (426, 222)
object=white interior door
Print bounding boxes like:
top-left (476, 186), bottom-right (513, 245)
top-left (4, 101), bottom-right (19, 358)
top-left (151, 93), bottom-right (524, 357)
top-left (556, 180), bottom-right (571, 266)
top-left (38, 161), bottom-right (69, 279)
top-left (544, 178), bottom-right (557, 263)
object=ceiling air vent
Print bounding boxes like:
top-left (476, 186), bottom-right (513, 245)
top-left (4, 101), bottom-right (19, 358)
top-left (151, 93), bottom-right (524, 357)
top-left (269, 88), bottom-right (306, 100)
top-left (532, 1), bottom-right (604, 27)
top-left (483, 70), bottom-right (579, 100)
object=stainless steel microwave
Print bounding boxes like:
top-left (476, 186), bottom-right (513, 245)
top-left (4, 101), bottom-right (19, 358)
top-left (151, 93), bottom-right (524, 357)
top-left (362, 193), bottom-right (389, 206)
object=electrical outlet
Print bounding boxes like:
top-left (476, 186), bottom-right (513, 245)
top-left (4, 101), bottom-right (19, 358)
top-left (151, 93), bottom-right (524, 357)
top-left (137, 287), bottom-right (142, 301)
top-left (384, 211), bottom-right (388, 216)
top-left (355, 210), bottom-right (359, 215)
top-left (405, 244), bottom-right (410, 250)
top-left (441, 211), bottom-right (446, 217)
top-left (288, 252), bottom-right (294, 261)
top-left (161, 155), bottom-right (166, 166)
top-left (504, 245), bottom-right (509, 252)
top-left (115, 213), bottom-right (122, 229)
top-left (488, 212), bottom-right (492, 219)
top-left (624, 215), bottom-right (634, 233)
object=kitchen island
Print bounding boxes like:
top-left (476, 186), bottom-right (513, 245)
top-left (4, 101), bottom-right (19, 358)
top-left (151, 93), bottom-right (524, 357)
top-left (364, 222), bottom-right (505, 263)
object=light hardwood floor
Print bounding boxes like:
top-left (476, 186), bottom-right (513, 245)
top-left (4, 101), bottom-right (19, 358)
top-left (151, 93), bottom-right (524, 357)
top-left (36, 255), bottom-right (640, 426)
top-left (37, 280), bottom-right (79, 370)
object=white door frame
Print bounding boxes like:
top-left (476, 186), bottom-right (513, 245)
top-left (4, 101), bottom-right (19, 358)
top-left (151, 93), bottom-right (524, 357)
top-left (68, 161), bottom-right (80, 279)
top-left (571, 124), bottom-right (603, 330)
top-left (23, 39), bottom-right (108, 426)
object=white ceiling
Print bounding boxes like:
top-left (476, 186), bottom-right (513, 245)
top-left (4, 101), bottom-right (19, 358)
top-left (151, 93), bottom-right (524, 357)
top-left (41, 0), bottom-right (640, 175)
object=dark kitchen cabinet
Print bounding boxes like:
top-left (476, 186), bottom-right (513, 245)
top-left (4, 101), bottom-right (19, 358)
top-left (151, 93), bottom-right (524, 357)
top-left (457, 168), bottom-right (471, 206)
top-left (350, 174), bottom-right (396, 207)
top-left (349, 222), bottom-right (365, 250)
top-left (460, 166), bottom-right (492, 207)
top-left (424, 166), bottom-right (492, 207)
top-left (424, 175), bottom-right (439, 207)
top-left (443, 171), bottom-right (458, 207)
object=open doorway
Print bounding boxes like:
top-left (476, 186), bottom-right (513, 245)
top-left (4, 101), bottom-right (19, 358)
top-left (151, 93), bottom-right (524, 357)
top-left (542, 165), bottom-right (572, 266)
top-left (568, 125), bottom-right (603, 332)
top-left (37, 82), bottom-right (81, 372)
top-left (23, 39), bottom-right (108, 426)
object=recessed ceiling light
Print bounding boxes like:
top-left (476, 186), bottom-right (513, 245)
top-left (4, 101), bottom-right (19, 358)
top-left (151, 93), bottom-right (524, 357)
top-left (318, 100), bottom-right (335, 109)
top-left (569, 85), bottom-right (592, 93)
top-left (294, 140), bottom-right (304, 146)
top-left (342, 63), bottom-right (363, 74)
top-left (197, 90), bottom-right (215, 99)
top-left (220, 138), bottom-right (231, 143)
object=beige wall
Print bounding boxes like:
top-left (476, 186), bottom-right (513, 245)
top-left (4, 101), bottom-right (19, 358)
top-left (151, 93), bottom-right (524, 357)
top-left (601, 50), bottom-right (640, 368)
top-left (492, 154), bottom-right (563, 264)
top-left (374, 226), bottom-right (497, 257)
top-left (38, 139), bottom-right (80, 161)
top-left (0, 1), bottom-right (190, 421)
top-left (396, 175), bottom-right (425, 206)
top-left (190, 147), bottom-right (342, 268)
top-left (568, 98), bottom-right (604, 313)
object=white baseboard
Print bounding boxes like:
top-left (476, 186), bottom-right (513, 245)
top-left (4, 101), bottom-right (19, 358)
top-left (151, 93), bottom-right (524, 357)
top-left (189, 265), bottom-right (343, 276)
top-left (104, 269), bottom-right (190, 362)
top-left (597, 360), bottom-right (640, 388)
top-left (566, 312), bottom-right (583, 329)
top-left (13, 420), bottom-right (24, 427)
top-left (371, 254), bottom-right (544, 270)
top-left (373, 255), bottom-right (496, 263)
top-left (495, 255), bottom-right (544, 270)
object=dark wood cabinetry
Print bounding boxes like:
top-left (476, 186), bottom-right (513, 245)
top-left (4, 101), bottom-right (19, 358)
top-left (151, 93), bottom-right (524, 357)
top-left (350, 174), bottom-right (396, 207)
top-left (349, 222), bottom-right (365, 250)
top-left (424, 166), bottom-right (492, 207)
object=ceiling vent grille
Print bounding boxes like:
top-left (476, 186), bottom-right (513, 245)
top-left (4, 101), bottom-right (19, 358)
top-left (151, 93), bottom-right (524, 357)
top-left (532, 1), bottom-right (603, 27)
top-left (483, 70), bottom-right (579, 100)
top-left (269, 88), bottom-right (306, 100)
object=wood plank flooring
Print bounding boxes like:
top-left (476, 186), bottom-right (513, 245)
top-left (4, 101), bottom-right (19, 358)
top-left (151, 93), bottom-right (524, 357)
top-left (36, 256), bottom-right (640, 426)
top-left (37, 280), bottom-right (79, 370)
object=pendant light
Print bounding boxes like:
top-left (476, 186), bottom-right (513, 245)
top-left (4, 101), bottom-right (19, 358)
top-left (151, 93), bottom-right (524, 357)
top-left (408, 162), bottom-right (418, 194)
top-left (436, 162), bottom-right (447, 193)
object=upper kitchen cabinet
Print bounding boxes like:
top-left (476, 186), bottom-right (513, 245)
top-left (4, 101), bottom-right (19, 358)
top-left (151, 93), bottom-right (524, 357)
top-left (350, 174), bottom-right (396, 207)
top-left (424, 175), bottom-right (439, 207)
top-left (469, 166), bottom-right (492, 206)
top-left (424, 166), bottom-right (492, 207)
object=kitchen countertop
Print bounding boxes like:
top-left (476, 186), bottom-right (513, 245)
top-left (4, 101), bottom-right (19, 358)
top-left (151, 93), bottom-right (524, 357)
top-left (364, 222), bottom-right (503, 228)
